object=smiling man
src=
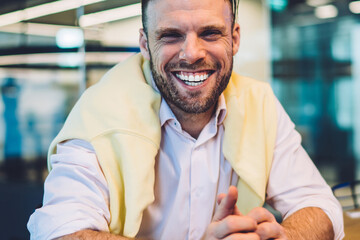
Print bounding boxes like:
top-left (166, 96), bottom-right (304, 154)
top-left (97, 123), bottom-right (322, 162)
top-left (28, 0), bottom-right (344, 239)
top-left (140, 0), bottom-right (236, 139)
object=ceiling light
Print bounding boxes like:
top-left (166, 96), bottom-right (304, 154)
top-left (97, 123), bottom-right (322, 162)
top-left (349, 1), bottom-right (360, 14)
top-left (306, 0), bottom-right (333, 7)
top-left (56, 28), bottom-right (84, 48)
top-left (315, 5), bottom-right (338, 19)
top-left (0, 0), bottom-right (105, 28)
top-left (79, 3), bottom-right (141, 27)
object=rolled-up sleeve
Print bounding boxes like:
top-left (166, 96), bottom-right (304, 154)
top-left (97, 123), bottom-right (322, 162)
top-left (27, 140), bottom-right (110, 240)
top-left (267, 99), bottom-right (344, 240)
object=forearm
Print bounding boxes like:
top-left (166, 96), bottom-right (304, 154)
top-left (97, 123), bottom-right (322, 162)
top-left (55, 229), bottom-right (135, 240)
top-left (282, 207), bottom-right (334, 240)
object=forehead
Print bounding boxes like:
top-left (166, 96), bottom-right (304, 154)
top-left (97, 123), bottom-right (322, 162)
top-left (146, 0), bottom-right (232, 30)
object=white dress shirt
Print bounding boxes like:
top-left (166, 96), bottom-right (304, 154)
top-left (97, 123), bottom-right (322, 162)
top-left (27, 96), bottom-right (344, 240)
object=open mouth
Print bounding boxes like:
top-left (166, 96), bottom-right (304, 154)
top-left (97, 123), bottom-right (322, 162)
top-left (173, 71), bottom-right (215, 87)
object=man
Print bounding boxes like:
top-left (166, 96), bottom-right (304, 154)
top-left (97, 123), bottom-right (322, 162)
top-left (28, 0), bottom-right (344, 239)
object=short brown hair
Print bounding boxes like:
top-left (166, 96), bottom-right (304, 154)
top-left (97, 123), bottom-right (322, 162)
top-left (141, 0), bottom-right (239, 34)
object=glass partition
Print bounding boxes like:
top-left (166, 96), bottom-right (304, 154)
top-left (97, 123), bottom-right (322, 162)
top-left (270, 0), bottom-right (360, 184)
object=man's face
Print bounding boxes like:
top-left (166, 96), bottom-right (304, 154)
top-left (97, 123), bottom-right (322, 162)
top-left (139, 0), bottom-right (240, 114)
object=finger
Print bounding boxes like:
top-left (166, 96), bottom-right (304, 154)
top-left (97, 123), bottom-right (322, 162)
top-left (217, 193), bottom-right (227, 205)
top-left (256, 222), bottom-right (284, 240)
top-left (222, 232), bottom-right (260, 240)
top-left (213, 186), bottom-right (239, 221)
top-left (214, 215), bottom-right (257, 239)
top-left (218, 194), bottom-right (242, 216)
top-left (246, 207), bottom-right (276, 224)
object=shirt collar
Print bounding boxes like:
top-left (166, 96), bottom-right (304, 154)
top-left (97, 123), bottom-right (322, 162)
top-left (215, 94), bottom-right (227, 126)
top-left (159, 94), bottom-right (227, 128)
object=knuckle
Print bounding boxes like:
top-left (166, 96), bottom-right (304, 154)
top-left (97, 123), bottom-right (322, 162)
top-left (256, 222), bottom-right (282, 239)
top-left (257, 207), bottom-right (269, 216)
top-left (224, 215), bottom-right (239, 231)
top-left (243, 216), bottom-right (257, 227)
top-left (257, 222), bottom-right (271, 235)
top-left (226, 215), bottom-right (237, 225)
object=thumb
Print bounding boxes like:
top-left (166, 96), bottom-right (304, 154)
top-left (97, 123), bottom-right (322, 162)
top-left (213, 186), bottom-right (239, 221)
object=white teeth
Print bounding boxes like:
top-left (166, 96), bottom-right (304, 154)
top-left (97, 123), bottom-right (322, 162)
top-left (187, 81), bottom-right (202, 87)
top-left (175, 72), bottom-right (211, 86)
top-left (175, 73), bottom-right (210, 82)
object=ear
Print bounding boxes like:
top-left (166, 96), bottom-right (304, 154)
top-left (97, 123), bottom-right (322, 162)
top-left (232, 23), bottom-right (240, 56)
top-left (139, 28), bottom-right (150, 60)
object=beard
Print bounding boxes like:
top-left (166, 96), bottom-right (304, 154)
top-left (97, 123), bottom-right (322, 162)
top-left (149, 52), bottom-right (233, 114)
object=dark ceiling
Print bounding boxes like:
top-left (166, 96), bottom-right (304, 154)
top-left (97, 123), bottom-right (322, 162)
top-left (1, 0), bottom-right (356, 28)
top-left (0, 0), bottom-right (310, 16)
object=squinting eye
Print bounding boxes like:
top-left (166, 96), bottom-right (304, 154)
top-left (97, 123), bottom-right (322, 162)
top-left (160, 33), bottom-right (182, 43)
top-left (201, 30), bottom-right (222, 40)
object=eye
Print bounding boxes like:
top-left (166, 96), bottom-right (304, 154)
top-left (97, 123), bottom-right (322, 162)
top-left (159, 32), bottom-right (183, 43)
top-left (200, 30), bottom-right (222, 41)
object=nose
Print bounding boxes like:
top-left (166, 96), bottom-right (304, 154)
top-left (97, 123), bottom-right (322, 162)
top-left (179, 33), bottom-right (206, 64)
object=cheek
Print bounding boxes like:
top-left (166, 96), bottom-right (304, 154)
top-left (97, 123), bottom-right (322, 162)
top-left (218, 41), bottom-right (233, 58)
top-left (152, 45), bottom-right (180, 72)
top-left (204, 40), bottom-right (233, 62)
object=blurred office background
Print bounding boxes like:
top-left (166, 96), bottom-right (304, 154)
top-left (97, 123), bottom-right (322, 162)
top-left (0, 0), bottom-right (359, 239)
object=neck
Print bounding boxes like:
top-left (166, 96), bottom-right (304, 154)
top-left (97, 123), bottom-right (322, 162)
top-left (168, 102), bottom-right (216, 139)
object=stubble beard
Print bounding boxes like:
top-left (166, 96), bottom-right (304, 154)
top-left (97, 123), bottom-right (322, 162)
top-left (149, 52), bottom-right (233, 114)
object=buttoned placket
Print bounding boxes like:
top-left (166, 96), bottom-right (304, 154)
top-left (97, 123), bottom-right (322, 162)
top-left (187, 117), bottom-right (220, 240)
top-left (151, 95), bottom-right (231, 240)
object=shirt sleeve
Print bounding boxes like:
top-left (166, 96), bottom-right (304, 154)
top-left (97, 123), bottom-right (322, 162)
top-left (27, 139), bottom-right (111, 240)
top-left (266, 98), bottom-right (344, 240)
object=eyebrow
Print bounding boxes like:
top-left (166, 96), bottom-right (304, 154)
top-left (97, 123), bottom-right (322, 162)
top-left (198, 25), bottom-right (227, 33)
top-left (155, 24), bottom-right (227, 37)
top-left (155, 28), bottom-right (182, 37)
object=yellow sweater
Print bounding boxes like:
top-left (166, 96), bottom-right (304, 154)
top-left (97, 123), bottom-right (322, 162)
top-left (48, 53), bottom-right (277, 237)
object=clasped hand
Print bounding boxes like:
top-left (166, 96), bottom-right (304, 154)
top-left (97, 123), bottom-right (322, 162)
top-left (203, 186), bottom-right (288, 240)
